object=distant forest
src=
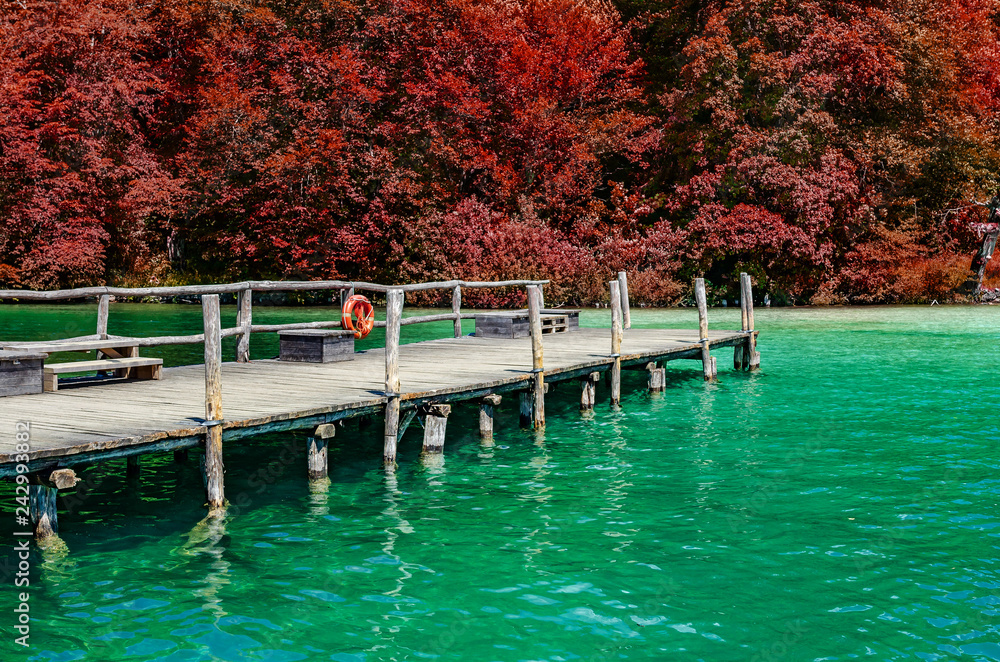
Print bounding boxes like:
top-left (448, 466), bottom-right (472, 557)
top-left (2, 0), bottom-right (999, 304)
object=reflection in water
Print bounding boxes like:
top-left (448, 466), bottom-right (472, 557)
top-left (308, 477), bottom-right (332, 520)
top-left (178, 510), bottom-right (231, 621)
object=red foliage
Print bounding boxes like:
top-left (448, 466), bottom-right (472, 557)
top-left (1, 0), bottom-right (998, 303)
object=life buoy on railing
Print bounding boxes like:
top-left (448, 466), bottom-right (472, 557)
top-left (342, 295), bottom-right (375, 339)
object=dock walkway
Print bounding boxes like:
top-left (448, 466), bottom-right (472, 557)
top-left (0, 328), bottom-right (747, 474)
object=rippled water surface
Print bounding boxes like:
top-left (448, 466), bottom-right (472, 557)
top-left (2, 304), bottom-right (999, 661)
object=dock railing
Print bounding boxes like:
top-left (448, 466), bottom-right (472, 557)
top-left (0, 276), bottom-right (588, 478)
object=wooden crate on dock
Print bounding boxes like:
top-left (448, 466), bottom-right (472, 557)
top-left (0, 350), bottom-right (48, 397)
top-left (475, 310), bottom-right (579, 339)
top-left (278, 330), bottom-right (355, 363)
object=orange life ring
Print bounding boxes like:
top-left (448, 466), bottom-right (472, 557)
top-left (342, 295), bottom-right (375, 339)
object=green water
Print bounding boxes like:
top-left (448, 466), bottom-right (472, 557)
top-left (1, 304), bottom-right (999, 661)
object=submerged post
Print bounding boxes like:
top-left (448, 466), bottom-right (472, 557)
top-left (236, 287), bottom-right (252, 363)
top-left (308, 424), bottom-right (335, 481)
top-left (694, 278), bottom-right (717, 382)
top-left (610, 280), bottom-right (623, 405)
top-left (203, 294), bottom-right (226, 511)
top-left (452, 285), bottom-right (462, 338)
top-left (479, 394), bottom-right (501, 441)
top-left (422, 404), bottom-right (451, 453)
top-left (742, 273), bottom-right (760, 370)
top-left (647, 362), bottom-right (665, 392)
top-left (527, 284), bottom-right (545, 428)
top-left (29, 468), bottom-right (79, 540)
top-left (383, 289), bottom-right (404, 467)
top-left (580, 371), bottom-right (599, 410)
top-left (617, 271), bottom-right (631, 330)
top-left (736, 273), bottom-right (749, 370)
top-left (96, 294), bottom-right (110, 339)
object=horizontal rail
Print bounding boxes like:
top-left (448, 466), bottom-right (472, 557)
top-left (0, 279), bottom-right (550, 301)
top-left (400, 312), bottom-right (478, 326)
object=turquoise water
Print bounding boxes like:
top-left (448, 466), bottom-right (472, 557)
top-left (1, 304), bottom-right (999, 661)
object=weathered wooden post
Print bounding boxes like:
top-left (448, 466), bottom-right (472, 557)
top-left (742, 273), bottom-right (760, 370)
top-left (617, 271), bottom-right (631, 330)
top-left (96, 294), bottom-right (110, 339)
top-left (308, 423), bottom-right (336, 480)
top-left (527, 284), bottom-right (545, 428)
top-left (610, 280), bottom-right (623, 405)
top-left (383, 289), bottom-right (404, 467)
top-left (340, 285), bottom-right (355, 310)
top-left (519, 392), bottom-right (533, 428)
top-left (452, 285), bottom-right (462, 338)
top-left (735, 273), bottom-right (749, 370)
top-left (580, 371), bottom-right (599, 410)
top-left (202, 294), bottom-right (226, 511)
top-left (647, 362), bottom-right (665, 391)
top-left (29, 469), bottom-right (78, 540)
top-left (694, 278), bottom-right (717, 382)
top-left (422, 404), bottom-right (451, 453)
top-left (479, 394), bottom-right (501, 440)
top-left (236, 287), bottom-right (252, 363)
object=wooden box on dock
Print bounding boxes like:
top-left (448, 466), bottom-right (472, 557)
top-left (474, 310), bottom-right (580, 339)
top-left (278, 330), bottom-right (355, 363)
top-left (0, 350), bottom-right (48, 397)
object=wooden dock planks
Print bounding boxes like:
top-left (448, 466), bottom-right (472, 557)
top-left (0, 327), bottom-right (751, 475)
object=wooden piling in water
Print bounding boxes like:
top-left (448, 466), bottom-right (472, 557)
top-left (202, 294), bottom-right (226, 511)
top-left (610, 280), bottom-right (624, 405)
top-left (580, 371), bottom-right (599, 410)
top-left (735, 273), bottom-right (749, 370)
top-left (519, 391), bottom-right (533, 428)
top-left (127, 456), bottom-right (140, 478)
top-left (647, 362), bottom-right (665, 392)
top-left (694, 278), bottom-right (717, 382)
top-left (307, 423), bottom-right (335, 480)
top-left (742, 273), bottom-right (760, 371)
top-left (96, 294), bottom-right (110, 340)
top-left (422, 404), bottom-right (451, 453)
top-left (618, 271), bottom-right (631, 330)
top-left (452, 285), bottom-right (462, 338)
top-left (527, 285), bottom-right (546, 428)
top-left (383, 289), bottom-right (404, 467)
top-left (29, 468), bottom-right (78, 540)
top-left (236, 287), bottom-right (252, 363)
top-left (479, 394), bottom-right (501, 440)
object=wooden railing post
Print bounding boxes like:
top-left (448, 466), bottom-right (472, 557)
top-left (610, 280), bottom-right (623, 405)
top-left (383, 289), bottom-right (404, 467)
top-left (202, 294), bottom-right (226, 512)
top-left (96, 294), bottom-right (110, 339)
top-left (617, 271), bottom-right (631, 330)
top-left (236, 287), bottom-right (252, 363)
top-left (526, 284), bottom-right (545, 427)
top-left (742, 273), bottom-right (760, 371)
top-left (694, 278), bottom-right (717, 382)
top-left (340, 285), bottom-right (354, 310)
top-left (452, 285), bottom-right (462, 337)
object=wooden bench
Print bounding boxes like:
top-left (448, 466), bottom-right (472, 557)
top-left (43, 357), bottom-right (163, 392)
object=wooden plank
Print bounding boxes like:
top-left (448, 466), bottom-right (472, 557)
top-left (45, 357), bottom-right (163, 374)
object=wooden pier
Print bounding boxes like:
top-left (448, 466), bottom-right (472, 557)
top-left (0, 274), bottom-right (761, 538)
